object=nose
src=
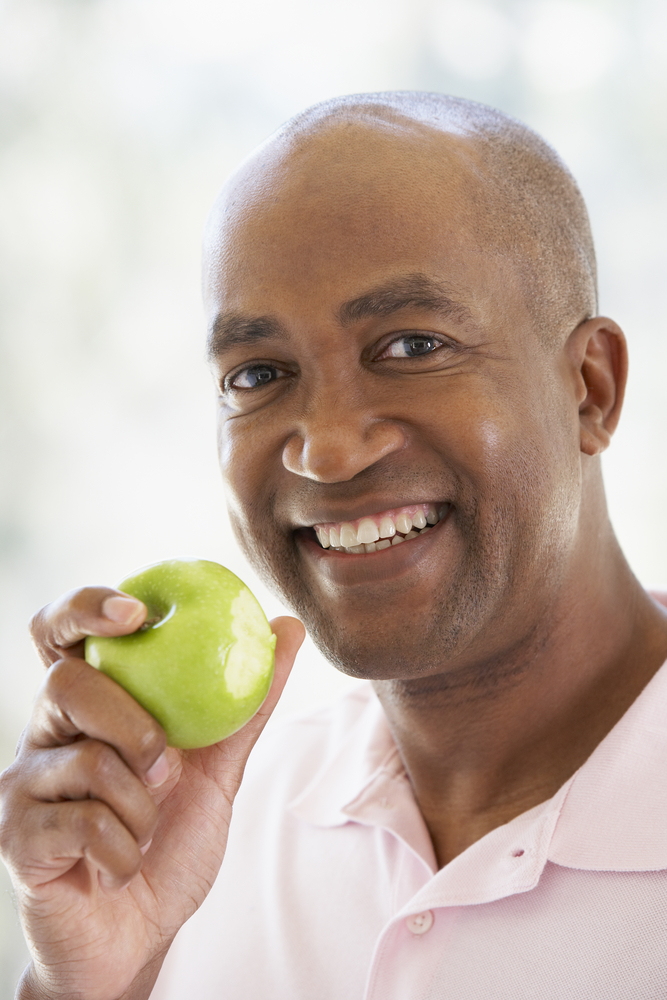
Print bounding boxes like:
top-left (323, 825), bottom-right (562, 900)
top-left (282, 399), bottom-right (407, 483)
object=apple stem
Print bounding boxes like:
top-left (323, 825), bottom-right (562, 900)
top-left (139, 615), bottom-right (162, 632)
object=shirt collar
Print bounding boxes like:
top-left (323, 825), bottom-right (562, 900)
top-left (550, 654), bottom-right (667, 871)
top-left (289, 656), bottom-right (667, 876)
top-left (288, 685), bottom-right (399, 828)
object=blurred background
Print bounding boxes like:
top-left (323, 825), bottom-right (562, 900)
top-left (1, 0), bottom-right (666, 990)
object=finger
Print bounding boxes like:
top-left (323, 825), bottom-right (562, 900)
top-left (30, 586), bottom-right (147, 666)
top-left (22, 740), bottom-right (159, 849)
top-left (258, 616), bottom-right (306, 720)
top-left (26, 658), bottom-right (168, 787)
top-left (2, 799), bottom-right (144, 892)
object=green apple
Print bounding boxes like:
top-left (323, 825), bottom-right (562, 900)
top-left (84, 559), bottom-right (276, 749)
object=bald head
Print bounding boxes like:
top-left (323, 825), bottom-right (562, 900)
top-left (205, 92), bottom-right (597, 348)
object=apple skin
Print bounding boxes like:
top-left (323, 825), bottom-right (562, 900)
top-left (84, 559), bottom-right (276, 750)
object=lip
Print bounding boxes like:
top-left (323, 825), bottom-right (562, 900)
top-left (296, 504), bottom-right (453, 586)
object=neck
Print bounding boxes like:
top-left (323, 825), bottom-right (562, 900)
top-left (372, 531), bottom-right (667, 868)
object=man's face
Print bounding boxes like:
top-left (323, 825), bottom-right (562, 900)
top-left (205, 124), bottom-right (584, 682)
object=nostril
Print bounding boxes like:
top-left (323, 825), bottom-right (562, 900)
top-left (282, 434), bottom-right (354, 483)
top-left (282, 419), bottom-right (407, 483)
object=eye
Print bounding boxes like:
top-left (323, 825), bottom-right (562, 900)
top-left (384, 334), bottom-right (440, 358)
top-left (228, 364), bottom-right (282, 390)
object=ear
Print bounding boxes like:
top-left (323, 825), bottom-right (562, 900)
top-left (565, 316), bottom-right (628, 457)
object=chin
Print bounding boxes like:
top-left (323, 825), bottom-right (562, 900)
top-left (287, 576), bottom-right (504, 683)
top-left (234, 507), bottom-right (540, 685)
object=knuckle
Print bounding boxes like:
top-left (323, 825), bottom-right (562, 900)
top-left (28, 604), bottom-right (48, 643)
top-left (0, 760), bottom-right (23, 807)
top-left (42, 657), bottom-right (64, 690)
top-left (55, 590), bottom-right (93, 645)
top-left (80, 740), bottom-right (119, 783)
top-left (42, 657), bottom-right (79, 705)
top-left (0, 769), bottom-right (18, 855)
top-left (26, 661), bottom-right (84, 749)
top-left (78, 800), bottom-right (114, 841)
top-left (0, 762), bottom-right (14, 798)
top-left (0, 768), bottom-right (35, 866)
top-left (30, 587), bottom-right (104, 658)
top-left (14, 726), bottom-right (28, 758)
top-left (66, 586), bottom-right (98, 619)
top-left (29, 605), bottom-right (59, 666)
top-left (135, 721), bottom-right (167, 767)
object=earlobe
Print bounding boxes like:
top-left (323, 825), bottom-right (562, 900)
top-left (566, 317), bottom-right (628, 457)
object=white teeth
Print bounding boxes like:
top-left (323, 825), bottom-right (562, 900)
top-left (379, 516), bottom-right (396, 538)
top-left (357, 518), bottom-right (380, 544)
top-left (315, 526), bottom-right (330, 548)
top-left (315, 503), bottom-right (447, 551)
top-left (339, 523), bottom-right (358, 547)
top-left (396, 513), bottom-right (412, 534)
top-left (412, 510), bottom-right (427, 529)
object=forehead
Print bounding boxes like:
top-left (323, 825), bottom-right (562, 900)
top-left (203, 121), bottom-right (523, 328)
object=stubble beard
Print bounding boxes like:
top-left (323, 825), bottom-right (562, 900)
top-left (234, 497), bottom-right (553, 690)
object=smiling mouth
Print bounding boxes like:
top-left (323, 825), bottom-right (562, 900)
top-left (311, 502), bottom-right (450, 554)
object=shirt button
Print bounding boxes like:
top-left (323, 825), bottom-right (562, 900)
top-left (406, 910), bottom-right (434, 935)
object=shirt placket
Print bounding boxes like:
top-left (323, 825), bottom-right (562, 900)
top-left (364, 904), bottom-right (458, 1000)
top-left (357, 779), bottom-right (568, 999)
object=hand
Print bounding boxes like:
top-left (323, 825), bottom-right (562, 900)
top-left (0, 586), bottom-right (304, 1000)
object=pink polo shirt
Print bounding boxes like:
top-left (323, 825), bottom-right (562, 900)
top-left (152, 653), bottom-right (667, 999)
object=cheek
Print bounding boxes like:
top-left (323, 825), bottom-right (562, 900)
top-left (217, 412), bottom-right (270, 519)
top-left (475, 419), bottom-right (505, 465)
top-left (435, 383), bottom-right (579, 524)
top-left (430, 389), bottom-right (521, 482)
top-left (217, 410), bottom-right (297, 569)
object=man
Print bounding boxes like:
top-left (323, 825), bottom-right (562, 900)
top-left (2, 91), bottom-right (667, 999)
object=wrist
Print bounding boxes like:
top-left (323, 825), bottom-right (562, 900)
top-left (15, 950), bottom-right (168, 1000)
top-left (15, 963), bottom-right (52, 1000)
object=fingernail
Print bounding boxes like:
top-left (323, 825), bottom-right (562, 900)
top-left (103, 596), bottom-right (142, 624)
top-left (146, 752), bottom-right (169, 787)
top-left (140, 838), bottom-right (153, 856)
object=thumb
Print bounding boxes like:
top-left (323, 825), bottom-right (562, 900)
top-left (260, 616), bottom-right (307, 718)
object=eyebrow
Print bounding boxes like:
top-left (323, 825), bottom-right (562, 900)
top-left (207, 273), bottom-right (474, 362)
top-left (206, 314), bottom-right (287, 362)
top-left (337, 273), bottom-right (474, 327)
